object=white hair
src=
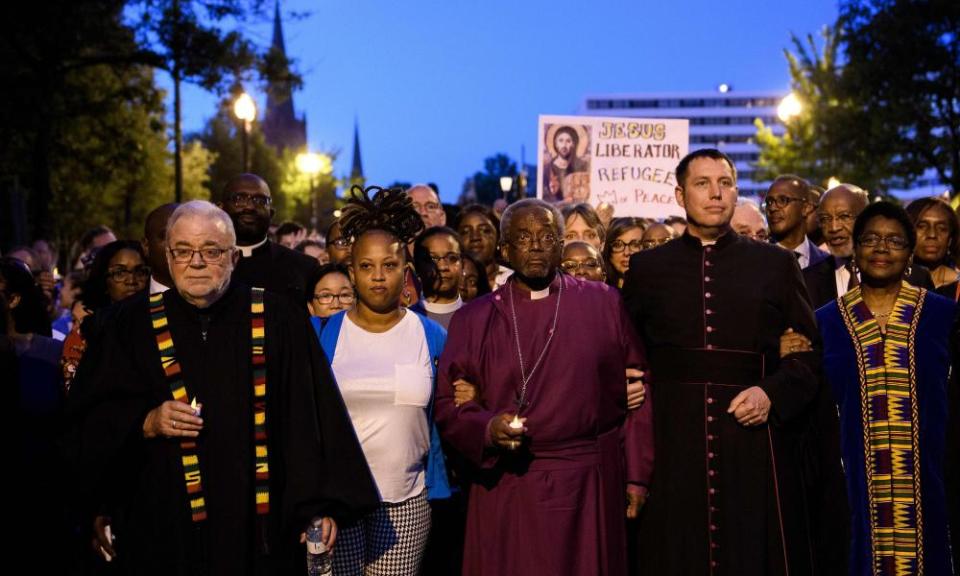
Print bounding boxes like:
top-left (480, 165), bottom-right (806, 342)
top-left (166, 200), bottom-right (237, 247)
top-left (736, 196), bottom-right (768, 226)
top-left (405, 183), bottom-right (440, 200)
top-left (500, 198), bottom-right (565, 239)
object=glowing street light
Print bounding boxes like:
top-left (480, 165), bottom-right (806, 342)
top-left (499, 176), bottom-right (514, 200)
top-left (297, 152), bottom-right (333, 229)
top-left (233, 92), bottom-right (257, 172)
top-left (777, 92), bottom-right (803, 122)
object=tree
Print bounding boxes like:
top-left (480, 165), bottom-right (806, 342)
top-left (124, 0), bottom-right (291, 202)
top-left (840, 0), bottom-right (959, 193)
top-left (1, 1), bottom-right (144, 239)
top-left (756, 2), bottom-right (959, 194)
top-left (754, 27), bottom-right (892, 191)
top-left (468, 154), bottom-right (519, 206)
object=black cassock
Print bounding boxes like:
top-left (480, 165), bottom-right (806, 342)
top-left (74, 283), bottom-right (377, 576)
top-left (623, 231), bottom-right (825, 576)
top-left (234, 240), bottom-right (322, 308)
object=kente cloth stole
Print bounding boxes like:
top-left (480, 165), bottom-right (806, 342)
top-left (839, 282), bottom-right (925, 576)
top-left (149, 288), bottom-right (271, 523)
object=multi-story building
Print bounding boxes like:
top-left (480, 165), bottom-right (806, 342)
top-left (578, 89), bottom-right (786, 197)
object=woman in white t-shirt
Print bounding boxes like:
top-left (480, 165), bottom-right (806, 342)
top-left (314, 186), bottom-right (450, 576)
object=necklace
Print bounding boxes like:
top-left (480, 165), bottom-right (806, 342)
top-left (508, 274), bottom-right (563, 415)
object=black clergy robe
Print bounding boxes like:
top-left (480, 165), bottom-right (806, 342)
top-left (623, 231), bottom-right (825, 576)
top-left (74, 283), bottom-right (378, 576)
top-left (233, 240), bottom-right (322, 307)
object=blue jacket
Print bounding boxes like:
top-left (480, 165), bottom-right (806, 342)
top-left (312, 311), bottom-right (452, 501)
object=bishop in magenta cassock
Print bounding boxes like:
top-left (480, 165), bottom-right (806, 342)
top-left (434, 199), bottom-right (654, 576)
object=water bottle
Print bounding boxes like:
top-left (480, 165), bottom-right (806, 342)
top-left (306, 518), bottom-right (332, 576)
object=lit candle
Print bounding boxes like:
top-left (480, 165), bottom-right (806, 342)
top-left (191, 397), bottom-right (201, 416)
top-left (509, 415), bottom-right (523, 430)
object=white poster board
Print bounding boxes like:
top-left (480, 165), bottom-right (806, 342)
top-left (536, 115), bottom-right (689, 219)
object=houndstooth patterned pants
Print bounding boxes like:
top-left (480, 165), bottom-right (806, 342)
top-left (332, 490), bottom-right (431, 576)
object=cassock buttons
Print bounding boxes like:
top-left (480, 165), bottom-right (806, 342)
top-left (708, 452), bottom-right (715, 458)
top-left (709, 488), bottom-right (716, 495)
top-left (705, 276), bottom-right (712, 282)
top-left (705, 260), bottom-right (713, 267)
top-left (709, 469), bottom-right (716, 476)
top-left (706, 344), bottom-right (714, 350)
top-left (705, 292), bottom-right (712, 298)
top-left (706, 309), bottom-right (714, 315)
top-left (707, 397), bottom-right (714, 404)
top-left (707, 416), bottom-right (714, 422)
top-left (710, 524), bottom-right (717, 531)
top-left (706, 326), bottom-right (714, 333)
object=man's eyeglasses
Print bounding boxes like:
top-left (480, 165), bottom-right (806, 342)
top-left (107, 267), bottom-right (150, 282)
top-left (313, 292), bottom-right (355, 305)
top-left (430, 253), bottom-right (462, 265)
top-left (764, 196), bottom-right (806, 210)
top-left (227, 192), bottom-right (272, 207)
top-left (610, 239), bottom-right (643, 253)
top-left (413, 202), bottom-right (442, 213)
top-left (168, 247), bottom-right (232, 263)
top-left (329, 238), bottom-right (353, 249)
top-left (858, 234), bottom-right (910, 251)
top-left (509, 232), bottom-right (559, 250)
top-left (560, 259), bottom-right (601, 272)
top-left (817, 213), bottom-right (855, 226)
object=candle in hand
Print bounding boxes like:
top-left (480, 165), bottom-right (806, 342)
top-left (509, 415), bottom-right (523, 430)
top-left (191, 397), bottom-right (201, 416)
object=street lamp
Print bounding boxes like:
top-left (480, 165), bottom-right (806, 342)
top-left (777, 92), bottom-right (802, 122)
top-left (499, 176), bottom-right (513, 200)
top-left (296, 151), bottom-right (333, 231)
top-left (233, 92), bottom-right (257, 172)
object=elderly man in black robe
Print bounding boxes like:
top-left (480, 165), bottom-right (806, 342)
top-left (75, 201), bottom-right (377, 575)
top-left (623, 149), bottom-right (826, 575)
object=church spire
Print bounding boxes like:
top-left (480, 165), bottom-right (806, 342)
top-left (351, 119), bottom-right (364, 180)
top-left (262, 0), bottom-right (306, 151)
top-left (271, 0), bottom-right (285, 55)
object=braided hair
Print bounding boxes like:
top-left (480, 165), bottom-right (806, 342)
top-left (339, 185), bottom-right (424, 245)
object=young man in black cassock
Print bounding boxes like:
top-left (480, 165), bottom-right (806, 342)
top-left (74, 201), bottom-right (377, 576)
top-left (623, 149), bottom-right (842, 575)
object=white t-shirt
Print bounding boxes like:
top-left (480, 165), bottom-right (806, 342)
top-left (331, 311), bottom-right (432, 503)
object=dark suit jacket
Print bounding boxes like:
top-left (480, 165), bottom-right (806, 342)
top-left (233, 240), bottom-right (322, 308)
top-left (807, 240), bottom-right (830, 269)
top-left (802, 255), bottom-right (935, 311)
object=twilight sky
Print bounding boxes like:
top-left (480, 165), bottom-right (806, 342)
top-left (168, 0), bottom-right (838, 202)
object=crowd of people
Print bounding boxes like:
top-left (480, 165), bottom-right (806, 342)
top-left (3, 148), bottom-right (959, 576)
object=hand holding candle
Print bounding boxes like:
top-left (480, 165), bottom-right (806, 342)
top-left (490, 413), bottom-right (527, 451)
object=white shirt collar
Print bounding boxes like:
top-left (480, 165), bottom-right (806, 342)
top-left (780, 237), bottom-right (811, 268)
top-left (424, 297), bottom-right (463, 314)
top-left (237, 237), bottom-right (269, 258)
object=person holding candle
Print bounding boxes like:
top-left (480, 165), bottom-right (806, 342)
top-left (434, 198), bottom-right (653, 575)
top-left (72, 201), bottom-right (377, 575)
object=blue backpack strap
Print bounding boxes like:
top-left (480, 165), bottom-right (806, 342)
top-left (414, 313), bottom-right (452, 500)
top-left (316, 311), bottom-right (347, 365)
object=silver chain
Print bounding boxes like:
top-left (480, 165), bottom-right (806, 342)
top-left (508, 274), bottom-right (563, 415)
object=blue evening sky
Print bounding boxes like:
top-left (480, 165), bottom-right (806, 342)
top-left (169, 0), bottom-right (838, 202)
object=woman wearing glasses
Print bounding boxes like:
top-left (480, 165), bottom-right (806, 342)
top-left (307, 264), bottom-right (355, 323)
top-left (314, 186), bottom-right (451, 576)
top-left (62, 241), bottom-right (150, 392)
top-left (413, 227), bottom-right (465, 330)
top-left (810, 202), bottom-right (956, 575)
top-left (603, 217), bottom-right (645, 290)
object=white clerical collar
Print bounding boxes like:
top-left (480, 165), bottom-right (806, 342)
top-left (424, 297), bottom-right (463, 314)
top-left (149, 276), bottom-right (170, 294)
top-left (237, 237), bottom-right (269, 258)
top-left (530, 286), bottom-right (551, 300)
top-left (700, 239), bottom-right (718, 246)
